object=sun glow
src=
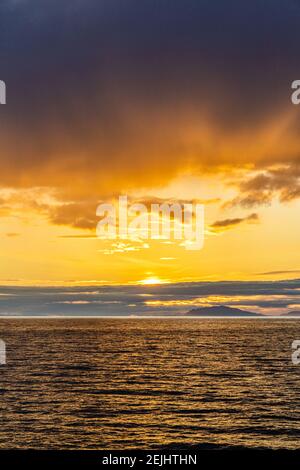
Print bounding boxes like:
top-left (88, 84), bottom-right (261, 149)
top-left (138, 277), bottom-right (167, 285)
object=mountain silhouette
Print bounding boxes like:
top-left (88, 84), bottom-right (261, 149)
top-left (282, 311), bottom-right (300, 316)
top-left (186, 305), bottom-right (262, 317)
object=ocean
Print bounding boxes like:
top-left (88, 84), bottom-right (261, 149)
top-left (0, 319), bottom-right (299, 450)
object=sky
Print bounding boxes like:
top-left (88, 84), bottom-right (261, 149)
top-left (1, 1), bottom-right (300, 314)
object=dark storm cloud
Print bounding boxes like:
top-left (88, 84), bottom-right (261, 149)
top-left (0, 0), bottom-right (300, 197)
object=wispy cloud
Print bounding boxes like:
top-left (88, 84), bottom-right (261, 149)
top-left (210, 213), bottom-right (259, 232)
top-left (257, 269), bottom-right (300, 276)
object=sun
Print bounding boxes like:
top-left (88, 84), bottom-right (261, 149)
top-left (138, 277), bottom-right (167, 286)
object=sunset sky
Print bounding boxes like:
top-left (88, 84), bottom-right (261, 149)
top-left (1, 0), bottom-right (300, 295)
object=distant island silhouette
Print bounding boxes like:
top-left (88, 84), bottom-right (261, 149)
top-left (282, 311), bottom-right (300, 316)
top-left (185, 305), bottom-right (262, 317)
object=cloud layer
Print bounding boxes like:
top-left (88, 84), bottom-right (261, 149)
top-left (1, 279), bottom-right (300, 315)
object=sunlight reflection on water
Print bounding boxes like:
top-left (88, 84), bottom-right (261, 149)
top-left (0, 319), bottom-right (299, 449)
